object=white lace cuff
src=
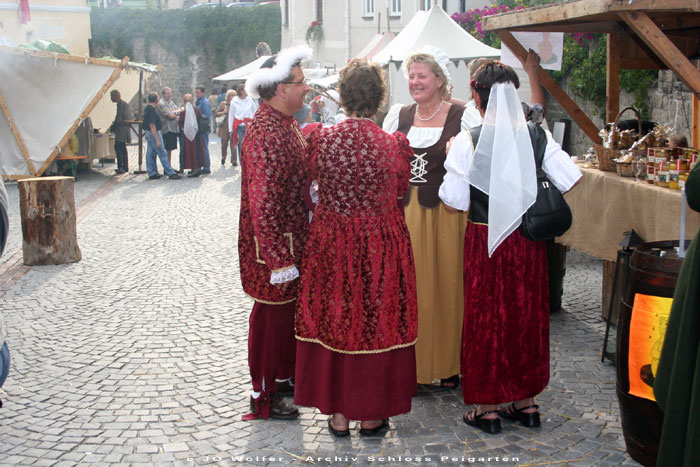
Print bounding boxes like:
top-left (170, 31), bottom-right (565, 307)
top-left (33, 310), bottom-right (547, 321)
top-left (270, 266), bottom-right (299, 284)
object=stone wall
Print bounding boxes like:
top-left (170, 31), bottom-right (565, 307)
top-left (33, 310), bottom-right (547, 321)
top-left (92, 39), bottom-right (257, 105)
top-left (544, 71), bottom-right (694, 158)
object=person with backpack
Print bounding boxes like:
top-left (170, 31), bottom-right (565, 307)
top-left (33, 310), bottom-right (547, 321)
top-left (438, 61), bottom-right (581, 434)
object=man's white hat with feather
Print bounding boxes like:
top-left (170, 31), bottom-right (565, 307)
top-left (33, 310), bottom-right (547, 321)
top-left (245, 45), bottom-right (312, 99)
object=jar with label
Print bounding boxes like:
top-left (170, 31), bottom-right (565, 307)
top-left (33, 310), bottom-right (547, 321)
top-left (646, 162), bottom-right (656, 184)
top-left (669, 159), bottom-right (682, 189)
top-left (679, 171), bottom-right (689, 190)
top-left (656, 160), bottom-right (669, 187)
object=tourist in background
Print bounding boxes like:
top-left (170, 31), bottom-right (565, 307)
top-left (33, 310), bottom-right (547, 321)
top-left (216, 89), bottom-right (236, 165)
top-left (142, 92), bottom-right (181, 180)
top-left (194, 85), bottom-right (212, 174)
top-left (158, 87), bottom-right (181, 169)
top-left (109, 89), bottom-right (132, 174)
top-left (228, 83), bottom-right (258, 164)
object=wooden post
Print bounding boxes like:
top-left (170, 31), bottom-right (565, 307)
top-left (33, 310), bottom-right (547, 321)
top-left (606, 33), bottom-right (622, 123)
top-left (0, 90), bottom-right (37, 175)
top-left (693, 93), bottom-right (700, 148)
top-left (18, 176), bottom-right (82, 265)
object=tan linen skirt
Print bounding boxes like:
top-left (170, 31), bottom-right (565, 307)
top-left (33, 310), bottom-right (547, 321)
top-left (405, 190), bottom-right (468, 383)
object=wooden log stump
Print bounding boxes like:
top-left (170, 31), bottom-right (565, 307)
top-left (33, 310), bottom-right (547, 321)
top-left (18, 176), bottom-right (82, 265)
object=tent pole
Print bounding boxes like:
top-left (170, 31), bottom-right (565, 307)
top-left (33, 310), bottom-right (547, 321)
top-left (0, 89), bottom-right (37, 175)
top-left (36, 58), bottom-right (128, 177)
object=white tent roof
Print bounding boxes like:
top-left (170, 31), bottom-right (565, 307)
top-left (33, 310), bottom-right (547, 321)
top-left (213, 55), bottom-right (272, 82)
top-left (356, 30), bottom-right (396, 60)
top-left (372, 5), bottom-right (499, 65)
top-left (0, 46), bottom-right (157, 179)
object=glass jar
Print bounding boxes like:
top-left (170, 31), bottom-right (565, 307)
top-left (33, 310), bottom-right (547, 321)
top-left (679, 171), bottom-right (690, 190)
top-left (656, 161), bottom-right (669, 187)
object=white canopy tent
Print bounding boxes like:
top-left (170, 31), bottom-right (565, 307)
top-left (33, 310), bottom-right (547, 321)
top-left (0, 46), bottom-right (158, 179)
top-left (213, 55), bottom-right (272, 82)
top-left (308, 30), bottom-right (396, 91)
top-left (371, 5), bottom-right (517, 108)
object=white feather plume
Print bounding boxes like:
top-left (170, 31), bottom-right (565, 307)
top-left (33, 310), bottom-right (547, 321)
top-left (245, 45), bottom-right (312, 99)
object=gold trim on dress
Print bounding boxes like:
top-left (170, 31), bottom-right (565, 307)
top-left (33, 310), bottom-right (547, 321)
top-left (468, 218), bottom-right (488, 226)
top-left (292, 125), bottom-right (307, 150)
top-left (246, 292), bottom-right (297, 305)
top-left (271, 264), bottom-right (296, 273)
top-left (294, 335), bottom-right (417, 355)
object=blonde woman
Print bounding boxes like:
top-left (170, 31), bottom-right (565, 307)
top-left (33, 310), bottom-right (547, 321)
top-left (216, 89), bottom-right (237, 165)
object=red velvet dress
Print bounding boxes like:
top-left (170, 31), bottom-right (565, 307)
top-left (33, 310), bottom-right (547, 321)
top-left (178, 109), bottom-right (205, 171)
top-left (294, 119), bottom-right (418, 420)
top-left (461, 188), bottom-right (550, 405)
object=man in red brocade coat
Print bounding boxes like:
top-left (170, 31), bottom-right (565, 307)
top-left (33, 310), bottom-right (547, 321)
top-left (238, 46), bottom-right (312, 421)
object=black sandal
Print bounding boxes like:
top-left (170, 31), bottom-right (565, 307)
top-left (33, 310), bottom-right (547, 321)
top-left (463, 409), bottom-right (501, 434)
top-left (498, 403), bottom-right (541, 427)
top-left (327, 416), bottom-right (350, 438)
top-left (440, 374), bottom-right (460, 389)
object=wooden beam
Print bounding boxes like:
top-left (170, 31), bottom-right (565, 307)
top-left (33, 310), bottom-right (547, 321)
top-left (0, 90), bottom-right (37, 175)
top-left (0, 45), bottom-right (124, 69)
top-left (606, 33), bottom-right (621, 123)
top-left (619, 11), bottom-right (700, 94)
top-left (693, 94), bottom-right (700, 148)
top-left (504, 21), bottom-right (624, 34)
top-left (497, 30), bottom-right (602, 144)
top-left (36, 58), bottom-right (129, 177)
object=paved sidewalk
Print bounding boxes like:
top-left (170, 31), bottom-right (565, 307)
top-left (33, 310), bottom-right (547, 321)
top-left (0, 142), bottom-right (638, 466)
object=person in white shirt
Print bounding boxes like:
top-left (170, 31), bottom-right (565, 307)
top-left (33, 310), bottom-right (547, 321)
top-left (228, 83), bottom-right (259, 163)
top-left (438, 60), bottom-right (581, 435)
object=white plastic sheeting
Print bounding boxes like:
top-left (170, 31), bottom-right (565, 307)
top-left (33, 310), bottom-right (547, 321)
top-left (0, 49), bottom-right (116, 177)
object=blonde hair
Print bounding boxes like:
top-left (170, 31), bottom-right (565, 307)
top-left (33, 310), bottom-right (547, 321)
top-left (226, 89), bottom-right (236, 100)
top-left (404, 53), bottom-right (449, 99)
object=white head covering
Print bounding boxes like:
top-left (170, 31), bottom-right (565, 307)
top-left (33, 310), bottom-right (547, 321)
top-left (245, 45), bottom-right (312, 99)
top-left (468, 82), bottom-right (537, 257)
top-left (402, 45), bottom-right (452, 86)
top-left (183, 102), bottom-right (198, 142)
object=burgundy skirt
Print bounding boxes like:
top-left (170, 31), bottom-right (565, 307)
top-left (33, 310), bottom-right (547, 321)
top-left (461, 222), bottom-right (550, 405)
top-left (294, 341), bottom-right (417, 420)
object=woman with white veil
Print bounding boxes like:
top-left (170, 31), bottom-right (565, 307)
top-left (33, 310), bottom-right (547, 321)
top-left (178, 93), bottom-right (205, 177)
top-left (439, 61), bottom-right (581, 434)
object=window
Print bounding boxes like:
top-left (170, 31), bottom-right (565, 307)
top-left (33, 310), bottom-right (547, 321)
top-left (419, 0), bottom-right (431, 11)
top-left (460, 0), bottom-right (466, 12)
top-left (363, 0), bottom-right (374, 17)
top-left (316, 0), bottom-right (323, 24)
top-left (390, 0), bottom-right (401, 16)
top-left (442, 0), bottom-right (447, 10)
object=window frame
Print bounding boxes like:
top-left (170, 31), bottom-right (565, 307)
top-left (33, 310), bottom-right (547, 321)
top-left (316, 0), bottom-right (323, 24)
top-left (389, 0), bottom-right (401, 17)
top-left (362, 0), bottom-right (375, 18)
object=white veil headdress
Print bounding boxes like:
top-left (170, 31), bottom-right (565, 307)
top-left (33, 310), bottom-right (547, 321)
top-left (183, 102), bottom-right (198, 142)
top-left (468, 82), bottom-right (537, 257)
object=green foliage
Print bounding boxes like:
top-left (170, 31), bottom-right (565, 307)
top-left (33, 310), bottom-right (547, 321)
top-left (452, 1), bottom-right (658, 120)
top-left (550, 35), bottom-right (657, 120)
top-left (90, 5), bottom-right (281, 73)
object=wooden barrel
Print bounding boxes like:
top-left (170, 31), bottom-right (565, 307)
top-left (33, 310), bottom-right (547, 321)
top-left (616, 240), bottom-right (687, 466)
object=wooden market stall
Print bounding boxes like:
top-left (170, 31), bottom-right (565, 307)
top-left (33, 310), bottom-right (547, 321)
top-left (481, 3), bottom-right (700, 465)
top-left (481, 0), bottom-right (700, 311)
top-left (482, 0), bottom-right (700, 146)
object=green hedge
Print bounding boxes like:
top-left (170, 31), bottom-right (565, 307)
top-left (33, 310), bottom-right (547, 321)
top-left (90, 5), bottom-right (281, 73)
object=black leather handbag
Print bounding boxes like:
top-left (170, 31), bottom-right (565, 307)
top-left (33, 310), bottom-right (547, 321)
top-left (519, 122), bottom-right (573, 241)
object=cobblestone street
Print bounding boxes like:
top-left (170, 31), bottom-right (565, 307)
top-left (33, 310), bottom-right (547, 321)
top-left (0, 141), bottom-right (638, 466)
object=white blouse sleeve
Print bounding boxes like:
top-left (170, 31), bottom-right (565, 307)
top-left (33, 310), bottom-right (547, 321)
top-left (382, 103), bottom-right (403, 133)
top-left (541, 129), bottom-right (582, 193)
top-left (461, 99), bottom-right (483, 131)
top-left (439, 130), bottom-right (473, 211)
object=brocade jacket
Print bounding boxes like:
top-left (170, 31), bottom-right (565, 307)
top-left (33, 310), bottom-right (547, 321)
top-left (238, 102), bottom-right (309, 304)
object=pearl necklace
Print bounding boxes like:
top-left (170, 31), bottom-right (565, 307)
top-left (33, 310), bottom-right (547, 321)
top-left (415, 100), bottom-right (444, 122)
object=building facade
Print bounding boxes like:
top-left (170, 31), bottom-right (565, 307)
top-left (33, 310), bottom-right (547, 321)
top-left (281, 0), bottom-right (489, 69)
top-left (0, 0), bottom-right (92, 55)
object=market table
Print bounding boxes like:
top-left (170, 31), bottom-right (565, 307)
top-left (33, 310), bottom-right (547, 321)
top-left (558, 166), bottom-right (700, 316)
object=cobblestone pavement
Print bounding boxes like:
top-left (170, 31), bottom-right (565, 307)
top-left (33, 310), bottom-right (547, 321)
top-left (0, 140), bottom-right (639, 466)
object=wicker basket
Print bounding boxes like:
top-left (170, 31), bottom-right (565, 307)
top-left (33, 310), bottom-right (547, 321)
top-left (615, 161), bottom-right (634, 177)
top-left (594, 106), bottom-right (642, 172)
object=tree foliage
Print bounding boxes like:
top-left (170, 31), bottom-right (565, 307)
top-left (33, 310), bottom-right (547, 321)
top-left (451, 1), bottom-right (658, 119)
top-left (90, 5), bottom-right (281, 73)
